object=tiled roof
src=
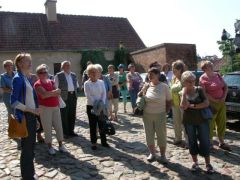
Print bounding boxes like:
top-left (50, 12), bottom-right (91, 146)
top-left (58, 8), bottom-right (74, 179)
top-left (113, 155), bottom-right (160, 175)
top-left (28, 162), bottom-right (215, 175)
top-left (0, 12), bottom-right (145, 52)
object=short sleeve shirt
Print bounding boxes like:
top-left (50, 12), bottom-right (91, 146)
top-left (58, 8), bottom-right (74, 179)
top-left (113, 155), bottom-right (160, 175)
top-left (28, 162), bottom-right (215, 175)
top-left (199, 73), bottom-right (225, 99)
top-left (144, 83), bottom-right (172, 114)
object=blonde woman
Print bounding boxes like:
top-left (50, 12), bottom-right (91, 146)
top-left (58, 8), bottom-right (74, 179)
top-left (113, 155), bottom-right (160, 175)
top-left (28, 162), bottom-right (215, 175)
top-left (170, 60), bottom-right (187, 146)
top-left (199, 61), bottom-right (230, 151)
top-left (180, 71), bottom-right (214, 173)
top-left (11, 53), bottom-right (40, 180)
top-left (84, 64), bottom-right (109, 150)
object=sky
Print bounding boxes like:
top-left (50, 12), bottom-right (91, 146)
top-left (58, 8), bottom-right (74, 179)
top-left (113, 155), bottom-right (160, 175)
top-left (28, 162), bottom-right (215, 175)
top-left (0, 0), bottom-right (239, 57)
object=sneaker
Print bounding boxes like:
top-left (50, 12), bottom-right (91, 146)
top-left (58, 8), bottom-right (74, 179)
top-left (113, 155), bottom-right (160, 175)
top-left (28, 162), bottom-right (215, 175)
top-left (219, 143), bottom-right (232, 151)
top-left (191, 163), bottom-right (200, 172)
top-left (159, 156), bottom-right (168, 164)
top-left (147, 154), bottom-right (156, 162)
top-left (206, 164), bottom-right (215, 174)
top-left (48, 147), bottom-right (56, 155)
top-left (102, 143), bottom-right (110, 148)
top-left (59, 145), bottom-right (68, 153)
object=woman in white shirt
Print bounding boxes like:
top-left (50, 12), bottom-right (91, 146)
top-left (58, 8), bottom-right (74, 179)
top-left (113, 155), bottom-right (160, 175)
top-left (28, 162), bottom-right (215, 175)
top-left (84, 64), bottom-right (109, 150)
top-left (140, 67), bottom-right (172, 163)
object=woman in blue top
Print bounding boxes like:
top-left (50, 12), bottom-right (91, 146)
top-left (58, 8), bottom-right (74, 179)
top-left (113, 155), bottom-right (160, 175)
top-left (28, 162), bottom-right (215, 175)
top-left (11, 53), bottom-right (40, 180)
top-left (0, 60), bottom-right (15, 117)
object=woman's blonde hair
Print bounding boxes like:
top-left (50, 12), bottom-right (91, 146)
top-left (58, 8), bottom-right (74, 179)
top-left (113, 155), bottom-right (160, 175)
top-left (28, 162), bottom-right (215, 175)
top-left (3, 60), bottom-right (13, 68)
top-left (14, 53), bottom-right (31, 71)
top-left (36, 64), bottom-right (48, 74)
top-left (95, 64), bottom-right (103, 73)
top-left (200, 60), bottom-right (213, 71)
top-left (86, 64), bottom-right (98, 75)
top-left (181, 70), bottom-right (196, 84)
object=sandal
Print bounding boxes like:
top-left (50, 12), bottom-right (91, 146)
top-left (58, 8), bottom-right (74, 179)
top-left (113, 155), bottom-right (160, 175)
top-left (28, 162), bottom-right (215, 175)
top-left (206, 164), bottom-right (215, 174)
top-left (219, 143), bottom-right (232, 151)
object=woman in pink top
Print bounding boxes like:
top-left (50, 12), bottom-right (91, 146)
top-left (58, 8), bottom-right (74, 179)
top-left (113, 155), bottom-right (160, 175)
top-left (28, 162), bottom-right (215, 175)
top-left (199, 61), bottom-right (231, 151)
top-left (34, 64), bottom-right (68, 155)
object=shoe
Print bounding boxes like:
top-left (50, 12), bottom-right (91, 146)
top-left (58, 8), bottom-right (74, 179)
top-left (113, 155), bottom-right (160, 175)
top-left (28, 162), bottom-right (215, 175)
top-left (91, 145), bottom-right (97, 150)
top-left (48, 147), bottom-right (56, 155)
top-left (191, 163), bottom-right (200, 172)
top-left (64, 134), bottom-right (70, 139)
top-left (37, 134), bottom-right (45, 143)
top-left (159, 156), bottom-right (168, 164)
top-left (124, 109), bottom-right (127, 113)
top-left (173, 140), bottom-right (182, 146)
top-left (147, 154), bottom-right (156, 162)
top-left (70, 132), bottom-right (78, 137)
top-left (206, 164), bottom-right (215, 174)
top-left (219, 143), bottom-right (232, 151)
top-left (59, 145), bottom-right (68, 153)
top-left (102, 143), bottom-right (110, 148)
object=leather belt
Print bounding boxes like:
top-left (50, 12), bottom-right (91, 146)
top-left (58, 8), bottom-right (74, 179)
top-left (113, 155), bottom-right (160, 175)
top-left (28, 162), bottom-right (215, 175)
top-left (68, 91), bottom-right (75, 94)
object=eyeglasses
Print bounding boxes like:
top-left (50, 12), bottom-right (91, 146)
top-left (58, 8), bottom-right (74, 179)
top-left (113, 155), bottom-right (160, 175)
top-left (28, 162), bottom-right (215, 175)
top-left (38, 71), bottom-right (48, 75)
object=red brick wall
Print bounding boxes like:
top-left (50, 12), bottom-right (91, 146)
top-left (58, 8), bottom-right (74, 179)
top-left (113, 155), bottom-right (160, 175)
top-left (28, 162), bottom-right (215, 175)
top-left (131, 43), bottom-right (197, 72)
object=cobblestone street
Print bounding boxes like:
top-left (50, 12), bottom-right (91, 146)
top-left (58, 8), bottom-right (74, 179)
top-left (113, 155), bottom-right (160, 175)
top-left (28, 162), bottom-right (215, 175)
top-left (0, 97), bottom-right (240, 180)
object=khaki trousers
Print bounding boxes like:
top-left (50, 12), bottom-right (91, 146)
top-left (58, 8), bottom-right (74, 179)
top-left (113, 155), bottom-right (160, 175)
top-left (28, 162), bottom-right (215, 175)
top-left (40, 106), bottom-right (64, 144)
top-left (172, 106), bottom-right (188, 142)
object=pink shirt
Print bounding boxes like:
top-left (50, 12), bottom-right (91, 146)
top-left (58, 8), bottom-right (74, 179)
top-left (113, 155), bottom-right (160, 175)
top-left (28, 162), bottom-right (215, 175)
top-left (199, 73), bottom-right (225, 99)
top-left (34, 79), bottom-right (59, 107)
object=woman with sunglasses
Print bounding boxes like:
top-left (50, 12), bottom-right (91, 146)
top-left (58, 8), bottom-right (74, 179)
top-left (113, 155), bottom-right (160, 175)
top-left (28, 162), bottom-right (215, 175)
top-left (34, 64), bottom-right (67, 155)
top-left (11, 53), bottom-right (40, 180)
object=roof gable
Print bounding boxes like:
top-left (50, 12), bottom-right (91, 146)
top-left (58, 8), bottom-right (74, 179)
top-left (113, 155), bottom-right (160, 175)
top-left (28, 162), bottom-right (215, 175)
top-left (0, 12), bottom-right (145, 52)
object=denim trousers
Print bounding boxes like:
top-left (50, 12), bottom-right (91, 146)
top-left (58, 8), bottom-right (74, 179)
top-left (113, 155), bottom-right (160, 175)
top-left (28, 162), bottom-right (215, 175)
top-left (129, 89), bottom-right (138, 109)
top-left (184, 121), bottom-right (210, 157)
top-left (21, 113), bottom-right (37, 180)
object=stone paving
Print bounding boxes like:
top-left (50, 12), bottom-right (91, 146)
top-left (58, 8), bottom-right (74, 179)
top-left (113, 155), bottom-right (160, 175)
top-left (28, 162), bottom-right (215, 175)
top-left (0, 97), bottom-right (240, 180)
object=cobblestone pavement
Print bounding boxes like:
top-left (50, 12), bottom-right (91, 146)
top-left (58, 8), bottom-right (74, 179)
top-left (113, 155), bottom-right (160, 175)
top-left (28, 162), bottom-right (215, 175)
top-left (0, 97), bottom-right (240, 180)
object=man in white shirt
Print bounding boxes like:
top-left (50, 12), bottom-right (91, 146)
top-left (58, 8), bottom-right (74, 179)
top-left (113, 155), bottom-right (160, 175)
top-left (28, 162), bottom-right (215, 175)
top-left (54, 61), bottom-right (79, 138)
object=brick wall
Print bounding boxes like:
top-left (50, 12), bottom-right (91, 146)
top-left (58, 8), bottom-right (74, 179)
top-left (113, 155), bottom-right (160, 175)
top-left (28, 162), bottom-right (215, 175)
top-left (131, 43), bottom-right (197, 72)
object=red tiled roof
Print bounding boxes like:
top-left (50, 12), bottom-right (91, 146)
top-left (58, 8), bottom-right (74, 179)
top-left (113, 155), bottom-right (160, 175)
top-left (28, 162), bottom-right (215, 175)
top-left (0, 12), bottom-right (145, 52)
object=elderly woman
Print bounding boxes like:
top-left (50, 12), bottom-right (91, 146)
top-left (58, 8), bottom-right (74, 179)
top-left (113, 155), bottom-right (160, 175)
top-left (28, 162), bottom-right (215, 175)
top-left (84, 64), bottom-right (109, 150)
top-left (199, 61), bottom-right (230, 151)
top-left (180, 71), bottom-right (214, 173)
top-left (0, 60), bottom-right (15, 117)
top-left (106, 64), bottom-right (119, 121)
top-left (118, 64), bottom-right (128, 113)
top-left (34, 64), bottom-right (67, 155)
top-left (170, 60), bottom-right (188, 146)
top-left (127, 63), bottom-right (143, 113)
top-left (95, 64), bottom-right (112, 112)
top-left (141, 67), bottom-right (172, 163)
top-left (11, 53), bottom-right (40, 180)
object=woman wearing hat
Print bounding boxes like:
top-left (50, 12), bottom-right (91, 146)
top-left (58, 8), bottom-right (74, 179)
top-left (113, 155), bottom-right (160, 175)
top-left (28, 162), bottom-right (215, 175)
top-left (118, 64), bottom-right (128, 113)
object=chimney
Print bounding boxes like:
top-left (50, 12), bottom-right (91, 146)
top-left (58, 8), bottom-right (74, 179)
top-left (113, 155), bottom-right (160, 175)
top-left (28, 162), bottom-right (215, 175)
top-left (45, 0), bottom-right (57, 22)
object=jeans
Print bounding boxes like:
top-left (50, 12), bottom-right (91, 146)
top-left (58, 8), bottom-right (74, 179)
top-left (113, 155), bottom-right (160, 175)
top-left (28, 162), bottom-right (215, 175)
top-left (21, 113), bottom-right (37, 180)
top-left (129, 89), bottom-right (138, 109)
top-left (184, 121), bottom-right (210, 157)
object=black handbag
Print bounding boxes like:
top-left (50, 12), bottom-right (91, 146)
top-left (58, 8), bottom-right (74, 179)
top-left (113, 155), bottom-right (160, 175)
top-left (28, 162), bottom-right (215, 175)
top-left (99, 113), bottom-right (115, 135)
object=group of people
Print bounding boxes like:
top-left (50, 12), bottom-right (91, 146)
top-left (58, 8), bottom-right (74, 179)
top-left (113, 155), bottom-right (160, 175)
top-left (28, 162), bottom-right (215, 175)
top-left (0, 53), bottom-right (231, 179)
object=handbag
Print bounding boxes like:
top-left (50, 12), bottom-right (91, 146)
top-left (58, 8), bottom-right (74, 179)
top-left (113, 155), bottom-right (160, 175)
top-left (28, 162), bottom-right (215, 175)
top-left (59, 96), bottom-right (66, 108)
top-left (134, 83), bottom-right (150, 115)
top-left (102, 115), bottom-right (115, 135)
top-left (201, 107), bottom-right (213, 120)
top-left (8, 114), bottom-right (28, 138)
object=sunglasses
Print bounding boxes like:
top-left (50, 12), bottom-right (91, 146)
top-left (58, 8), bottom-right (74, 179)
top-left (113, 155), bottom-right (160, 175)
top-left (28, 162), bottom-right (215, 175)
top-left (38, 71), bottom-right (48, 75)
